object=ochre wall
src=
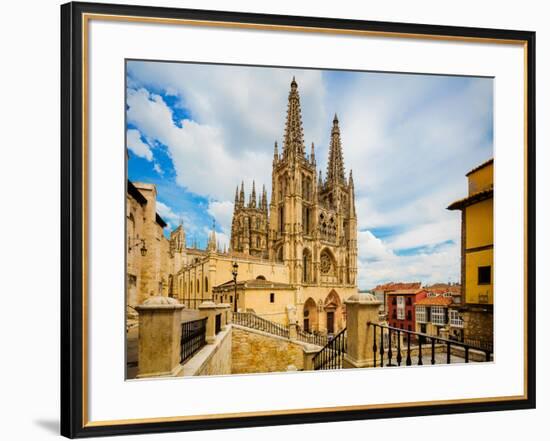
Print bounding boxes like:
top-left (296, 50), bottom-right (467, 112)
top-left (465, 249), bottom-right (493, 304)
top-left (231, 327), bottom-right (305, 374)
top-left (240, 289), bottom-right (295, 325)
top-left (465, 199), bottom-right (493, 249)
top-left (468, 162), bottom-right (493, 195)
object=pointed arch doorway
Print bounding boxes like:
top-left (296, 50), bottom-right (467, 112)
top-left (303, 297), bottom-right (318, 333)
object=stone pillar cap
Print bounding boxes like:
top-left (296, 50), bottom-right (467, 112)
top-left (344, 293), bottom-right (382, 305)
top-left (303, 344), bottom-right (319, 354)
top-left (198, 300), bottom-right (218, 310)
top-left (135, 296), bottom-right (184, 310)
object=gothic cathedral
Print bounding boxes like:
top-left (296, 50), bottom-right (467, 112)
top-left (229, 78), bottom-right (358, 330)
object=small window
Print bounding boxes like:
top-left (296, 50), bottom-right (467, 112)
top-left (478, 266), bottom-right (491, 285)
top-left (204, 277), bottom-right (209, 292)
top-left (270, 293), bottom-right (275, 303)
top-left (406, 297), bottom-right (412, 306)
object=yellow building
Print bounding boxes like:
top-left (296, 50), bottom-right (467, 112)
top-left (127, 78), bottom-right (359, 336)
top-left (448, 158), bottom-right (493, 343)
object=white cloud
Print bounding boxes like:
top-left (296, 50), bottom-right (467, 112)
top-left (126, 128), bottom-right (152, 161)
top-left (357, 232), bottom-right (460, 289)
top-left (153, 162), bottom-right (163, 175)
top-left (126, 87), bottom-right (274, 200)
top-left (127, 63), bottom-right (491, 290)
top-left (156, 201), bottom-right (179, 224)
top-left (207, 200), bottom-right (234, 233)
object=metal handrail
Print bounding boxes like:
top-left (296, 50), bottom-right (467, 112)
top-left (233, 311), bottom-right (289, 338)
top-left (312, 327), bottom-right (347, 370)
top-left (180, 318), bottom-right (207, 364)
top-left (368, 322), bottom-right (492, 367)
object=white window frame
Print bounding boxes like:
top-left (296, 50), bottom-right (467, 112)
top-left (449, 309), bottom-right (463, 328)
top-left (396, 296), bottom-right (405, 320)
top-left (431, 306), bottom-right (446, 326)
top-left (416, 306), bottom-right (427, 323)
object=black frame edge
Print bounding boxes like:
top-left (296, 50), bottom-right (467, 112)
top-left (60, 2), bottom-right (536, 438)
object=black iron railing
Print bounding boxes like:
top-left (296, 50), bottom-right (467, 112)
top-left (449, 336), bottom-right (494, 353)
top-left (296, 328), bottom-right (329, 347)
top-left (368, 322), bottom-right (492, 367)
top-left (313, 328), bottom-right (347, 370)
top-left (180, 317), bottom-right (207, 364)
top-left (233, 312), bottom-right (289, 338)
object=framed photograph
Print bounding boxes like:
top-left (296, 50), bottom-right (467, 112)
top-left (61, 1), bottom-right (536, 438)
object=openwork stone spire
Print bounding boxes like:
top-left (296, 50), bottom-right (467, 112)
top-left (239, 181), bottom-right (245, 206)
top-left (283, 77), bottom-right (305, 159)
top-left (249, 180), bottom-right (257, 208)
top-left (326, 113), bottom-right (346, 184)
top-left (207, 219), bottom-right (217, 251)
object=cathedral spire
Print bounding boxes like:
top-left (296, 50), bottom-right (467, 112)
top-left (249, 180), bottom-right (257, 208)
top-left (239, 181), bottom-right (245, 206)
top-left (261, 184), bottom-right (267, 210)
top-left (207, 219), bottom-right (217, 251)
top-left (283, 77), bottom-right (305, 159)
top-left (326, 113), bottom-right (346, 185)
top-left (310, 142), bottom-right (316, 165)
top-left (234, 185), bottom-right (239, 208)
top-left (273, 141), bottom-right (279, 162)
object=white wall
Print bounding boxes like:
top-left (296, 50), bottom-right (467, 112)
top-left (0, 0), bottom-right (546, 440)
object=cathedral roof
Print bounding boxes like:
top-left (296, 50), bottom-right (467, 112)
top-left (213, 278), bottom-right (293, 292)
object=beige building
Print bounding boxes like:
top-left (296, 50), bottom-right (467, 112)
top-left (127, 78), bottom-right (358, 336)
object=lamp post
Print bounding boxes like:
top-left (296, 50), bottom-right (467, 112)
top-left (231, 261), bottom-right (239, 313)
top-left (128, 238), bottom-right (147, 256)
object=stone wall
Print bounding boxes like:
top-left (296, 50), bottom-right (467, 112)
top-left (179, 327), bottom-right (232, 377)
top-left (231, 326), bottom-right (305, 374)
top-left (462, 308), bottom-right (493, 342)
top-left (196, 327), bottom-right (232, 376)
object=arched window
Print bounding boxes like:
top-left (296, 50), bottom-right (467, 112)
top-left (256, 275), bottom-right (266, 280)
top-left (196, 279), bottom-right (200, 294)
top-left (204, 276), bottom-right (209, 293)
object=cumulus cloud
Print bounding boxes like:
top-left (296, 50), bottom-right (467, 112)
top-left (127, 62), bottom-right (492, 289)
top-left (207, 200), bottom-right (234, 234)
top-left (126, 128), bottom-right (153, 161)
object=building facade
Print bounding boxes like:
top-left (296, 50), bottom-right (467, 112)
top-left (127, 78), bottom-right (359, 335)
top-left (386, 288), bottom-right (427, 332)
top-left (448, 158), bottom-right (494, 344)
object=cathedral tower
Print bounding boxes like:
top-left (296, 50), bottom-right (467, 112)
top-left (229, 77), bottom-right (357, 288)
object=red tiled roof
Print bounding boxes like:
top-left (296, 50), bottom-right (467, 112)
top-left (386, 289), bottom-right (423, 295)
top-left (373, 282), bottom-right (421, 291)
top-left (415, 296), bottom-right (453, 306)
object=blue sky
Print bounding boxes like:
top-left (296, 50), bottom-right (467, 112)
top-left (126, 60), bottom-right (493, 289)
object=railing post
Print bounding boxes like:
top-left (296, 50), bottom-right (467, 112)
top-left (287, 304), bottom-right (298, 340)
top-left (135, 296), bottom-right (184, 378)
top-left (303, 344), bottom-right (320, 371)
top-left (216, 303), bottom-right (231, 330)
top-left (342, 293), bottom-right (382, 369)
top-left (198, 301), bottom-right (218, 344)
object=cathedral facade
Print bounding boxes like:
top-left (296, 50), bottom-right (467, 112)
top-left (127, 78), bottom-right (358, 335)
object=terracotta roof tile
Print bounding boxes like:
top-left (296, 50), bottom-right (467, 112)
top-left (415, 296), bottom-right (453, 306)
